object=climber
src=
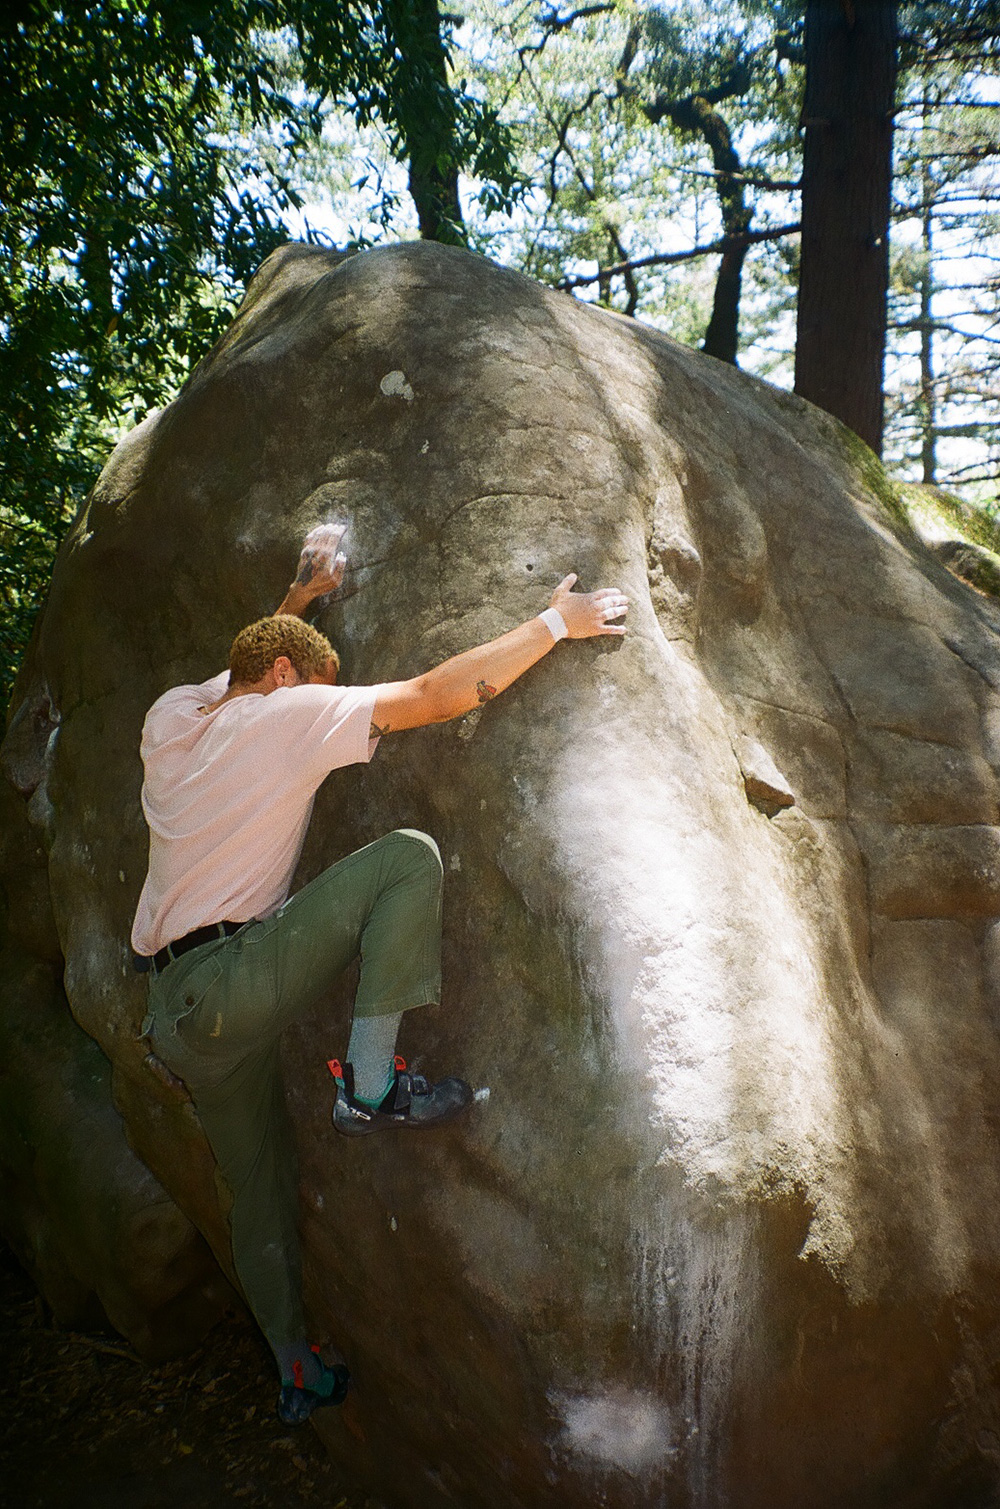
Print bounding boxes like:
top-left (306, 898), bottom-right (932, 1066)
top-left (130, 523), bottom-right (628, 1428)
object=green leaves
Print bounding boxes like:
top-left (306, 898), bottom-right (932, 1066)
top-left (0, 0), bottom-right (521, 706)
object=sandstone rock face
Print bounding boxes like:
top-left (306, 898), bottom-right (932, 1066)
top-left (5, 241), bottom-right (1000, 1506)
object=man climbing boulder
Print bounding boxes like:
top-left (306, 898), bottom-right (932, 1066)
top-left (131, 521), bottom-right (627, 1424)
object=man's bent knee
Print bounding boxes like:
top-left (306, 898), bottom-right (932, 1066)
top-left (388, 828), bottom-right (443, 874)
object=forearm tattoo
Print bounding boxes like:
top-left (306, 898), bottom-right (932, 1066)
top-left (370, 720), bottom-right (390, 738)
top-left (475, 680), bottom-right (497, 704)
top-left (295, 554), bottom-right (317, 585)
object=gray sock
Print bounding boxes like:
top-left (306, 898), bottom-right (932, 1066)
top-left (347, 1011), bottom-right (403, 1104)
top-left (275, 1340), bottom-right (321, 1388)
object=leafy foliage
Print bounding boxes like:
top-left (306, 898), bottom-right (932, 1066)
top-left (1, 2), bottom-right (304, 701)
top-left (0, 0), bottom-right (521, 706)
top-left (465, 0), bottom-right (804, 341)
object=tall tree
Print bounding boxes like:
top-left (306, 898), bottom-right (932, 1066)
top-left (632, 51), bottom-right (760, 363)
top-left (384, 0), bottom-right (467, 242)
top-left (466, 0), bottom-right (997, 478)
top-left (293, 0), bottom-right (520, 245)
top-left (794, 1), bottom-right (898, 455)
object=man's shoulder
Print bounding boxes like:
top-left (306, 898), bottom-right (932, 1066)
top-left (142, 673), bottom-right (229, 749)
top-left (147, 670), bottom-right (229, 714)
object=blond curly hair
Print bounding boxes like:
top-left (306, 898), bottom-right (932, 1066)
top-left (228, 615), bottom-right (340, 685)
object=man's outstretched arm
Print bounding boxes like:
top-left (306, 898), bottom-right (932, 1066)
top-left (370, 573), bottom-right (628, 735)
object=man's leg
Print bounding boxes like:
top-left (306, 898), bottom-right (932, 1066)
top-left (182, 1042), bottom-right (307, 1348)
top-left (145, 829), bottom-right (452, 1403)
top-left (265, 828), bottom-right (469, 1133)
top-left (265, 827), bottom-right (444, 1024)
top-left (150, 973), bottom-right (312, 1365)
top-left (152, 1016), bottom-right (348, 1424)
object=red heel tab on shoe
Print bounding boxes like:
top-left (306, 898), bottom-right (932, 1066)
top-left (394, 1054), bottom-right (407, 1072)
top-left (310, 1343), bottom-right (321, 1355)
top-left (327, 1059), bottom-right (343, 1080)
top-left (293, 1360), bottom-right (304, 1390)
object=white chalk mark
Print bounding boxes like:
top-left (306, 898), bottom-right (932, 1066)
top-left (553, 1388), bottom-right (675, 1475)
top-left (380, 370), bottom-right (414, 401)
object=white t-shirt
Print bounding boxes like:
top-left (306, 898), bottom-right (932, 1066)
top-left (131, 671), bottom-right (380, 956)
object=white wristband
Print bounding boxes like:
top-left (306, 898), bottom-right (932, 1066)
top-left (539, 607), bottom-right (568, 642)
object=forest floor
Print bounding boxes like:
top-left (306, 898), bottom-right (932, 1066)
top-left (0, 1244), bottom-right (374, 1508)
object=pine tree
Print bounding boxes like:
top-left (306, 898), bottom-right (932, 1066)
top-left (794, 1), bottom-right (898, 456)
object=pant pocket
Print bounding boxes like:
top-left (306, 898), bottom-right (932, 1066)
top-left (149, 950), bottom-right (224, 1041)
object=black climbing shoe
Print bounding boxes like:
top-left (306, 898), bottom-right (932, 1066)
top-left (277, 1358), bottom-right (350, 1427)
top-left (329, 1057), bottom-right (473, 1137)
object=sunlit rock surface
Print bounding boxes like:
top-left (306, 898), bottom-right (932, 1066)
top-left (5, 241), bottom-right (1000, 1506)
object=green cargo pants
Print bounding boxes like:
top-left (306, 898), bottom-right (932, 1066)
top-left (145, 828), bottom-right (443, 1350)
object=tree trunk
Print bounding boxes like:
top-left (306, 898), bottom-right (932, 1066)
top-left (919, 265), bottom-right (936, 484)
top-left (693, 95), bottom-right (750, 365)
top-left (644, 91), bottom-right (751, 364)
top-left (919, 89), bottom-right (937, 484)
top-left (794, 0), bottom-right (897, 456)
top-left (384, 0), bottom-right (466, 245)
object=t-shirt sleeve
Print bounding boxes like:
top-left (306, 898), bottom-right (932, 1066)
top-left (277, 683), bottom-right (382, 780)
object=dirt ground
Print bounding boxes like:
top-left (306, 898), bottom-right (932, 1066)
top-left (0, 1243), bottom-right (375, 1508)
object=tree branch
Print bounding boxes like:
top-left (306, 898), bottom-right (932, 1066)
top-left (676, 163), bottom-right (802, 192)
top-left (640, 67), bottom-right (753, 124)
top-left (517, 3), bottom-right (616, 56)
top-left (616, 20), bottom-right (641, 85)
top-left (555, 223), bottom-right (801, 291)
top-left (539, 4), bottom-right (616, 33)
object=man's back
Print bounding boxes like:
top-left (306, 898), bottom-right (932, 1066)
top-left (131, 671), bottom-right (377, 955)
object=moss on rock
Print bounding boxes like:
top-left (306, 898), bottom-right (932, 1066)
top-left (897, 481), bottom-right (1000, 599)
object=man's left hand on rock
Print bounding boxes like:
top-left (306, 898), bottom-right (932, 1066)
top-left (277, 524), bottom-right (348, 616)
top-left (296, 523), bottom-right (348, 594)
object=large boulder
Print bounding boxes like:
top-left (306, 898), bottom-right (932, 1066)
top-left (5, 240), bottom-right (1000, 1506)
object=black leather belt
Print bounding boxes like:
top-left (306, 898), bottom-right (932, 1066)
top-left (134, 920), bottom-right (244, 975)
